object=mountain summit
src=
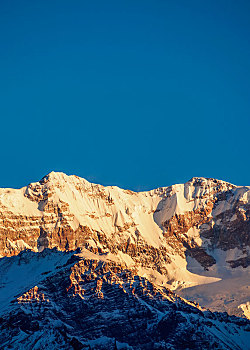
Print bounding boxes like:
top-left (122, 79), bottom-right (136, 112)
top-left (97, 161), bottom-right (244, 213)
top-left (0, 172), bottom-right (249, 349)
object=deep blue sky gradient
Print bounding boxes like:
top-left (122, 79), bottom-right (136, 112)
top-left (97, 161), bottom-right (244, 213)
top-left (0, 1), bottom-right (250, 190)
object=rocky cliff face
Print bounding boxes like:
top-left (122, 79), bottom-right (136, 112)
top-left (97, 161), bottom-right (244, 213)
top-left (0, 174), bottom-right (249, 272)
top-left (0, 172), bottom-right (250, 348)
top-left (0, 249), bottom-right (249, 350)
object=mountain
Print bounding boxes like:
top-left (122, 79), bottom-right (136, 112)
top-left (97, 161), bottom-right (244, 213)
top-left (0, 248), bottom-right (250, 350)
top-left (0, 172), bottom-right (249, 349)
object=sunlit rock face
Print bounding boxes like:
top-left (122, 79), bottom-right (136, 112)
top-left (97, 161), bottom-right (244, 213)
top-left (0, 173), bottom-right (249, 270)
top-left (0, 172), bottom-right (250, 347)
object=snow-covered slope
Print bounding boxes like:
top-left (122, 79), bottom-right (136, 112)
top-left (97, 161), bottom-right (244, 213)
top-left (0, 172), bottom-right (249, 321)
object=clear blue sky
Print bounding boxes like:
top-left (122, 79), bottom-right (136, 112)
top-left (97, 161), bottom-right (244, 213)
top-left (0, 1), bottom-right (249, 190)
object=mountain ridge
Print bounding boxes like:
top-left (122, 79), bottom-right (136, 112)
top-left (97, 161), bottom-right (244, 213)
top-left (0, 247), bottom-right (250, 350)
top-left (0, 172), bottom-right (250, 348)
top-left (0, 172), bottom-right (249, 317)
